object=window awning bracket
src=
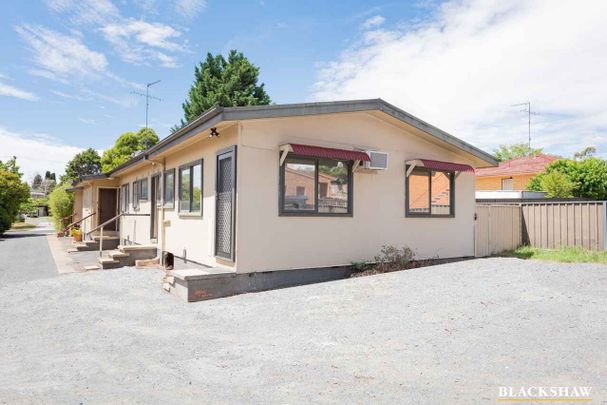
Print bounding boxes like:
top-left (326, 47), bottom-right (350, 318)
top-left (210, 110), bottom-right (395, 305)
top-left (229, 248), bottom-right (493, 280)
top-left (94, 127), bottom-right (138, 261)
top-left (279, 144), bottom-right (293, 166)
top-left (405, 160), bottom-right (420, 177)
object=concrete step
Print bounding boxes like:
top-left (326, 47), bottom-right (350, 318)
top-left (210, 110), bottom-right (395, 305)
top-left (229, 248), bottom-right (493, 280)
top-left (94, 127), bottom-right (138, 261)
top-left (73, 237), bottom-right (120, 251)
top-left (97, 257), bottom-right (121, 269)
top-left (108, 250), bottom-right (130, 259)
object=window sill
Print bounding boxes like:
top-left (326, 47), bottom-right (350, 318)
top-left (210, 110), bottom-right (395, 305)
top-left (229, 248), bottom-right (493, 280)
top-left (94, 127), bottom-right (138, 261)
top-left (279, 212), bottom-right (353, 217)
top-left (405, 214), bottom-right (455, 218)
top-left (178, 212), bottom-right (202, 218)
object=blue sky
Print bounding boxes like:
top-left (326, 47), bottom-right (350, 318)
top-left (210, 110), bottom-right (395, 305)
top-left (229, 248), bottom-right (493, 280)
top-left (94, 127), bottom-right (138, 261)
top-left (2, 0), bottom-right (607, 180)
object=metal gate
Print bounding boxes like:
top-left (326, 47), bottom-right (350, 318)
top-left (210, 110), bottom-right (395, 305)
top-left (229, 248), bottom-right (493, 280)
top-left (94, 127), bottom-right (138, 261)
top-left (215, 146), bottom-right (236, 260)
top-left (475, 204), bottom-right (522, 257)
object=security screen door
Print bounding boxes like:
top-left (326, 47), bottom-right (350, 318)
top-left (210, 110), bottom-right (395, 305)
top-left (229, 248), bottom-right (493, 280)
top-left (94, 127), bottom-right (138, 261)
top-left (215, 146), bottom-right (236, 260)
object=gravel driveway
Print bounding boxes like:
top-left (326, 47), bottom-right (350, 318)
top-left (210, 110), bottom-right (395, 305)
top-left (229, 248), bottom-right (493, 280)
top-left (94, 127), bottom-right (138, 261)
top-left (0, 258), bottom-right (605, 404)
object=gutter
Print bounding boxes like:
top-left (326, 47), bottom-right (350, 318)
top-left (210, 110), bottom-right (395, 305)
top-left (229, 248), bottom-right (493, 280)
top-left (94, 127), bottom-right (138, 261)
top-left (100, 98), bottom-right (499, 178)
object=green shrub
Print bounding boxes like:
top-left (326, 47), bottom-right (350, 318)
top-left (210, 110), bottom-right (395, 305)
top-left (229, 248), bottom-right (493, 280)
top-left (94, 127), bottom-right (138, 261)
top-left (0, 168), bottom-right (30, 234)
top-left (373, 245), bottom-right (415, 273)
top-left (540, 171), bottom-right (574, 198)
top-left (48, 183), bottom-right (73, 231)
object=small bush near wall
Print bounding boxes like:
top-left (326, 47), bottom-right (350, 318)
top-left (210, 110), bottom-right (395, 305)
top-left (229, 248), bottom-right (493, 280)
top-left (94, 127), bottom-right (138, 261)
top-left (374, 245), bottom-right (414, 273)
top-left (48, 183), bottom-right (73, 231)
top-left (351, 245), bottom-right (438, 277)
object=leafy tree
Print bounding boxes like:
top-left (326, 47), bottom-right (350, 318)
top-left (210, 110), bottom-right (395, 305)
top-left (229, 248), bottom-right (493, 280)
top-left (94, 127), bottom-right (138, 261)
top-left (493, 143), bottom-right (543, 162)
top-left (320, 164), bottom-right (348, 185)
top-left (528, 157), bottom-right (607, 199)
top-left (573, 146), bottom-right (596, 160)
top-left (540, 171), bottom-right (574, 198)
top-left (48, 182), bottom-right (73, 231)
top-left (174, 50), bottom-right (271, 131)
top-left (45, 171), bottom-right (56, 181)
top-left (63, 148), bottom-right (102, 183)
top-left (100, 128), bottom-right (159, 173)
top-left (32, 173), bottom-right (43, 189)
top-left (0, 156), bottom-right (22, 176)
top-left (0, 158), bottom-right (30, 234)
top-left (19, 197), bottom-right (38, 216)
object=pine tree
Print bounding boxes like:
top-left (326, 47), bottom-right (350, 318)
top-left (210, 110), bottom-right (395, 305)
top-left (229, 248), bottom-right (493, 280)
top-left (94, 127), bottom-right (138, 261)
top-left (174, 50), bottom-right (271, 131)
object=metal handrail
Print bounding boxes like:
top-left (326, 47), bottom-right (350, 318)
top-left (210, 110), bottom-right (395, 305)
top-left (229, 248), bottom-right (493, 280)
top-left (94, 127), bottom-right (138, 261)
top-left (87, 212), bottom-right (123, 236)
top-left (62, 212), bottom-right (95, 234)
top-left (87, 212), bottom-right (152, 257)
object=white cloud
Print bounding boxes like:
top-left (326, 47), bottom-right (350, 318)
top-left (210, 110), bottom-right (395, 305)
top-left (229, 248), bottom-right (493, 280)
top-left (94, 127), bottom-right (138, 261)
top-left (52, 88), bottom-right (137, 107)
top-left (0, 127), bottom-right (82, 181)
top-left (45, 0), bottom-right (188, 67)
top-left (101, 19), bottom-right (184, 67)
top-left (0, 82), bottom-right (38, 101)
top-left (45, 0), bottom-right (119, 25)
top-left (361, 15), bottom-right (385, 30)
top-left (16, 24), bottom-right (108, 81)
top-left (175, 0), bottom-right (206, 18)
top-left (314, 0), bottom-right (607, 158)
top-left (78, 117), bottom-right (97, 125)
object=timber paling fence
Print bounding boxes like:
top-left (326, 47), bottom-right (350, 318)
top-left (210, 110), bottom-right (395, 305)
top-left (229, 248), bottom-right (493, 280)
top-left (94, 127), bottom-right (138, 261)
top-left (475, 201), bottom-right (607, 257)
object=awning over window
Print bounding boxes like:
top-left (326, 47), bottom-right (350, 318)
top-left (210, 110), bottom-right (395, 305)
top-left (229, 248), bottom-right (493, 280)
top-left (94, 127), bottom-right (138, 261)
top-left (280, 143), bottom-right (371, 165)
top-left (405, 159), bottom-right (474, 176)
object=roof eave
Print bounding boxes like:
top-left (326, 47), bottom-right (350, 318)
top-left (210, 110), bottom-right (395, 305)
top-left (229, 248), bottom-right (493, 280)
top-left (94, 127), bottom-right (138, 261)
top-left (102, 98), bottom-right (498, 176)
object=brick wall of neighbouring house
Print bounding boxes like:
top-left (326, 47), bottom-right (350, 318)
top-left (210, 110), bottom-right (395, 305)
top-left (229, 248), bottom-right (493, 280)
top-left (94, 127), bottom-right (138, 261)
top-left (475, 174), bottom-right (536, 191)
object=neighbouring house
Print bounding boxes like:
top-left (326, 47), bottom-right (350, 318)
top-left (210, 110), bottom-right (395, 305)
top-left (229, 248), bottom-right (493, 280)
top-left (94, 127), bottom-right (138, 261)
top-left (475, 153), bottom-right (559, 195)
top-left (69, 99), bottom-right (497, 299)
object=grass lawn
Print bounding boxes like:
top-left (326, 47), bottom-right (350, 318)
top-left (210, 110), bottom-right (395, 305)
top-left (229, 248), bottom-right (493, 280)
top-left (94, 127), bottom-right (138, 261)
top-left (10, 222), bottom-right (37, 230)
top-left (510, 245), bottom-right (607, 264)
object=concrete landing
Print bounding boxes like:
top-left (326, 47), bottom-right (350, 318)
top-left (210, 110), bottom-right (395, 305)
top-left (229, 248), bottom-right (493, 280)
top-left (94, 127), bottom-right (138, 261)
top-left (166, 266), bottom-right (352, 302)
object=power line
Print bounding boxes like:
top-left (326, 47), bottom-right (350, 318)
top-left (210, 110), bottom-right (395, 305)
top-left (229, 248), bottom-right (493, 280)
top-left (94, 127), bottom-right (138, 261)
top-left (512, 101), bottom-right (540, 148)
top-left (131, 80), bottom-right (162, 128)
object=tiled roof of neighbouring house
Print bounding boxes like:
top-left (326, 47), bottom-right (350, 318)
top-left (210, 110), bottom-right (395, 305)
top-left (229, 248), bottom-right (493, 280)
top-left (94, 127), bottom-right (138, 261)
top-left (475, 153), bottom-right (560, 177)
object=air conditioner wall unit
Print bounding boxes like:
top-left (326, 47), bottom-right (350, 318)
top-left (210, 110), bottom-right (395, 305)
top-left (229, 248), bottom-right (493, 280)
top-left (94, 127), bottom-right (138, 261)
top-left (363, 150), bottom-right (389, 170)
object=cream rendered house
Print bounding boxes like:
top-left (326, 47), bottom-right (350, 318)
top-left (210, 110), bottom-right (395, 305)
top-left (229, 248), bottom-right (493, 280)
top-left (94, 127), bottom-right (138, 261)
top-left (71, 99), bottom-right (497, 299)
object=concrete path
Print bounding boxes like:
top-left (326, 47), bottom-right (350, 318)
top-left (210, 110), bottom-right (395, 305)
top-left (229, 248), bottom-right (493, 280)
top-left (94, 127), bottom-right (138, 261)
top-left (0, 220), bottom-right (57, 285)
top-left (0, 258), bottom-right (605, 404)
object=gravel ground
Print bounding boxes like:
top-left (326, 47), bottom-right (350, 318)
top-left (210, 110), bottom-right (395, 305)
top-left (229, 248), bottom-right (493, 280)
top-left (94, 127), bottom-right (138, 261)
top-left (0, 258), bottom-right (606, 404)
top-left (0, 220), bottom-right (57, 285)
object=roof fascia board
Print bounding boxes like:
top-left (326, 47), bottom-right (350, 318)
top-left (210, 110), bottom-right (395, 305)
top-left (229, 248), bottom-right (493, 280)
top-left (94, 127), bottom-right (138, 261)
top-left (146, 107), bottom-right (223, 156)
top-left (101, 98), bottom-right (498, 176)
top-left (147, 112), bottom-right (224, 159)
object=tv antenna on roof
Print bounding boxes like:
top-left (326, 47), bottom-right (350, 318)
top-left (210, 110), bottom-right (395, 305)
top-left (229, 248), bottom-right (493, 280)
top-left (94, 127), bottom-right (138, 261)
top-left (512, 101), bottom-right (539, 148)
top-left (131, 80), bottom-right (162, 128)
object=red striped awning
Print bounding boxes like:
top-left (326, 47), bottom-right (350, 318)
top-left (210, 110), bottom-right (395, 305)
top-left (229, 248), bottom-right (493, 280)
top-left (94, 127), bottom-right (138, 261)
top-left (286, 143), bottom-right (371, 161)
top-left (408, 159), bottom-right (474, 173)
